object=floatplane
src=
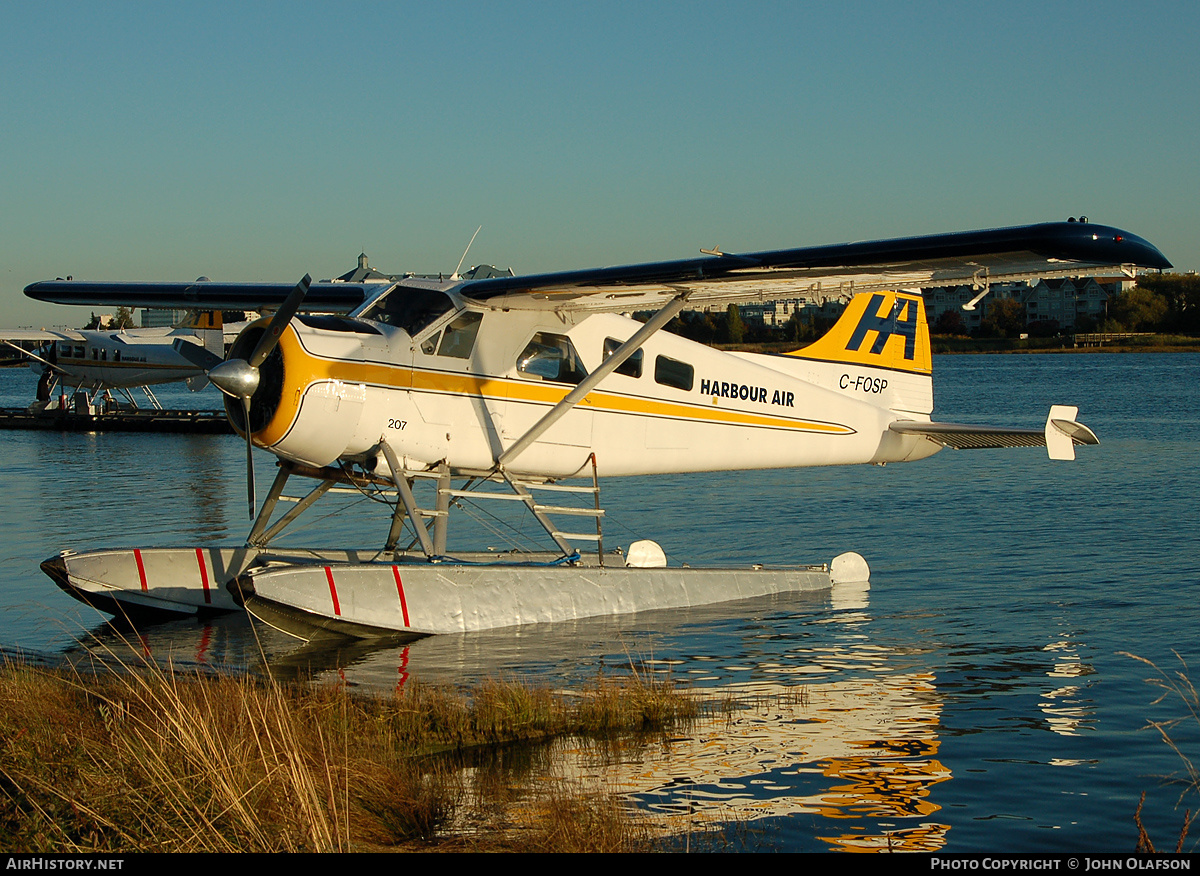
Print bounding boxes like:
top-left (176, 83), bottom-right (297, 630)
top-left (26, 220), bottom-right (1170, 641)
top-left (3, 258), bottom-right (395, 409)
top-left (1, 310), bottom-right (240, 409)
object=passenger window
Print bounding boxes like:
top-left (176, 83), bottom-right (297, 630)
top-left (517, 333), bottom-right (588, 384)
top-left (437, 312), bottom-right (483, 359)
top-left (654, 355), bottom-right (693, 391)
top-left (603, 338), bottom-right (643, 378)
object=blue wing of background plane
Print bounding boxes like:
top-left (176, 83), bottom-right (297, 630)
top-left (24, 280), bottom-right (373, 312)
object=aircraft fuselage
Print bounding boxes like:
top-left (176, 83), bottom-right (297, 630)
top-left (235, 281), bottom-right (941, 480)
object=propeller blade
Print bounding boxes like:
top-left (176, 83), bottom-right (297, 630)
top-left (203, 271), bottom-right (308, 519)
top-left (243, 395), bottom-right (255, 518)
top-left (249, 273), bottom-right (311, 368)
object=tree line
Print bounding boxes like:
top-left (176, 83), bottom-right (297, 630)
top-left (929, 273), bottom-right (1200, 338)
top-left (653, 303), bottom-right (842, 346)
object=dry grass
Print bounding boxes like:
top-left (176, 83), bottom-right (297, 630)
top-left (1123, 651), bottom-right (1200, 852)
top-left (0, 657), bottom-right (699, 852)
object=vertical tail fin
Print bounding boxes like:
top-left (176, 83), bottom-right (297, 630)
top-left (788, 290), bottom-right (932, 375)
top-left (175, 309), bottom-right (224, 331)
top-left (172, 309), bottom-right (225, 361)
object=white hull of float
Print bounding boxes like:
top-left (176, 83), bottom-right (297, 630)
top-left (237, 550), bottom-right (870, 640)
top-left (42, 547), bottom-right (380, 617)
top-left (41, 546), bottom-right (869, 640)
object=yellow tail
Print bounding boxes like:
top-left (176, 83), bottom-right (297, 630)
top-left (787, 290), bottom-right (931, 375)
top-left (177, 309), bottom-right (224, 330)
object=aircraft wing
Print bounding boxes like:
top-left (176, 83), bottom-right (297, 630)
top-left (24, 280), bottom-right (375, 312)
top-left (890, 406), bottom-right (1099, 461)
top-left (455, 222), bottom-right (1171, 312)
top-left (0, 328), bottom-right (85, 342)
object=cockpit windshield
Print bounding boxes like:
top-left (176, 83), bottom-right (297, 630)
top-left (360, 286), bottom-right (455, 336)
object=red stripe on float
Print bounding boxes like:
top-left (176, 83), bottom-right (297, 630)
top-left (324, 566), bottom-right (341, 616)
top-left (133, 549), bottom-right (148, 592)
top-left (195, 548), bottom-right (211, 604)
top-left (391, 566), bottom-right (410, 627)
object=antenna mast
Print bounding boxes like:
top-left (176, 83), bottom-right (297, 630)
top-left (451, 226), bottom-right (482, 280)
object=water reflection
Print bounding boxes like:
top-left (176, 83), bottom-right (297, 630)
top-left (1040, 635), bottom-right (1096, 737)
top-left (517, 673), bottom-right (949, 852)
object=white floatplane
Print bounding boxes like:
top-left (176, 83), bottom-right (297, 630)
top-left (2, 309), bottom-right (238, 410)
top-left (27, 220), bottom-right (1171, 640)
top-left (4, 260), bottom-right (390, 409)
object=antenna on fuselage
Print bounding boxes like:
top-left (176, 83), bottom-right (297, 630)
top-left (450, 225), bottom-right (482, 280)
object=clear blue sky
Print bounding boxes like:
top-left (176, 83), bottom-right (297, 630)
top-left (2, 0), bottom-right (1197, 327)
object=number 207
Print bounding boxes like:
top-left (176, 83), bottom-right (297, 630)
top-left (387, 418), bottom-right (407, 430)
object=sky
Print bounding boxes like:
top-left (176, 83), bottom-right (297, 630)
top-left (2, 0), bottom-right (1197, 328)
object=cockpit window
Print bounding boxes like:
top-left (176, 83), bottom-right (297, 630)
top-left (420, 311), bottom-right (484, 359)
top-left (436, 312), bottom-right (483, 358)
top-left (360, 286), bottom-right (454, 336)
top-left (517, 332), bottom-right (588, 384)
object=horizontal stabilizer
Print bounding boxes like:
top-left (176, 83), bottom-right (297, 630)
top-left (172, 338), bottom-right (224, 372)
top-left (890, 406), bottom-right (1099, 460)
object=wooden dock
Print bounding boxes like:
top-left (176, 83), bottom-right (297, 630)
top-left (0, 407), bottom-right (232, 434)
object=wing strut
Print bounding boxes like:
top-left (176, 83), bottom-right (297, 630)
top-left (379, 438), bottom-right (437, 558)
top-left (2, 341), bottom-right (66, 374)
top-left (496, 290), bottom-right (693, 469)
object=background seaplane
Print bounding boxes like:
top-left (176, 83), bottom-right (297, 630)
top-left (27, 220), bottom-right (1171, 640)
top-left (2, 309), bottom-right (242, 410)
top-left (4, 256), bottom-right (394, 408)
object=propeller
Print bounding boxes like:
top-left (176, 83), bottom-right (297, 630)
top-left (204, 274), bottom-right (312, 518)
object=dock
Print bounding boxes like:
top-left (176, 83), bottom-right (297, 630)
top-left (0, 407), bottom-right (232, 434)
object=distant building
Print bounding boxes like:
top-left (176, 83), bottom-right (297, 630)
top-left (331, 253), bottom-right (402, 284)
top-left (326, 252), bottom-right (513, 284)
top-left (692, 297), bottom-right (848, 326)
top-left (1023, 276), bottom-right (1131, 329)
top-left (922, 275), bottom-right (1134, 332)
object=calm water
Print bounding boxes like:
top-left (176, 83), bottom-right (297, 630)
top-left (1, 353), bottom-right (1198, 852)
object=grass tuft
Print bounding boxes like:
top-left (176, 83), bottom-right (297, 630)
top-left (1123, 651), bottom-right (1200, 852)
top-left (0, 656), bottom-right (699, 852)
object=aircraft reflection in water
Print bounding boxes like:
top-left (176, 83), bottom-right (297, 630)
top-left (1041, 635), bottom-right (1097, 740)
top-left (262, 589), bottom-right (947, 851)
top-left (480, 672), bottom-right (948, 852)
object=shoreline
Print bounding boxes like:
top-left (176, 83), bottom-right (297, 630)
top-left (933, 342), bottom-right (1200, 355)
top-left (0, 657), bottom-right (709, 852)
top-left (714, 336), bottom-right (1200, 356)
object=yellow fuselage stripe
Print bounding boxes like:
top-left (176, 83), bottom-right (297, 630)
top-left (259, 328), bottom-right (853, 446)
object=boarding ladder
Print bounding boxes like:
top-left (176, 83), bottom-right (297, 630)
top-left (379, 443), bottom-right (606, 564)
